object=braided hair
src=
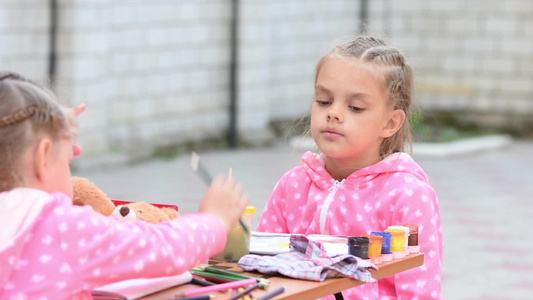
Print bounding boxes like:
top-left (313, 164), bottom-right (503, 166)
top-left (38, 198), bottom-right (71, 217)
top-left (0, 71), bottom-right (78, 191)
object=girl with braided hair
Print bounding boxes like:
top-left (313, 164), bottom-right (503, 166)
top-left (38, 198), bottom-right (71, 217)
top-left (0, 72), bottom-right (250, 299)
top-left (256, 36), bottom-right (443, 299)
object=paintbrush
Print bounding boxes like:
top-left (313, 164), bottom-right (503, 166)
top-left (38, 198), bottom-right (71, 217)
top-left (190, 152), bottom-right (250, 234)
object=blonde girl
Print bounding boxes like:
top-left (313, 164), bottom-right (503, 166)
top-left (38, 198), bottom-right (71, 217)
top-left (257, 36), bottom-right (443, 299)
top-left (0, 71), bottom-right (250, 299)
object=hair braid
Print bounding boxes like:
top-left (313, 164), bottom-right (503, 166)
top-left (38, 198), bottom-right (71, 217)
top-left (0, 71), bottom-right (27, 82)
top-left (0, 106), bottom-right (38, 128)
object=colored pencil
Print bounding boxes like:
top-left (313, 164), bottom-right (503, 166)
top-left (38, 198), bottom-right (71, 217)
top-left (203, 267), bottom-right (257, 281)
top-left (227, 283), bottom-right (260, 300)
top-left (190, 152), bottom-right (213, 184)
top-left (192, 271), bottom-right (242, 282)
top-left (172, 295), bottom-right (214, 300)
top-left (199, 267), bottom-right (269, 289)
top-left (177, 278), bottom-right (257, 298)
top-left (257, 286), bottom-right (285, 300)
top-left (90, 290), bottom-right (127, 300)
top-left (190, 276), bottom-right (216, 286)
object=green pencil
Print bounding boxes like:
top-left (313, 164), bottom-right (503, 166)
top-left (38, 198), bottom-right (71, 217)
top-left (203, 267), bottom-right (269, 289)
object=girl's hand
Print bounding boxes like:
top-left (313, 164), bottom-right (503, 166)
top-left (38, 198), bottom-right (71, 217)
top-left (199, 176), bottom-right (250, 232)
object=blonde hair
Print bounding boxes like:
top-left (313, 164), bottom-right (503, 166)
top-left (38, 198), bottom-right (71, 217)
top-left (0, 71), bottom-right (78, 192)
top-left (315, 36), bottom-right (413, 157)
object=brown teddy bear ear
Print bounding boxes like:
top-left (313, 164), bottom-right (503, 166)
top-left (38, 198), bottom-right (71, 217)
top-left (71, 176), bottom-right (116, 216)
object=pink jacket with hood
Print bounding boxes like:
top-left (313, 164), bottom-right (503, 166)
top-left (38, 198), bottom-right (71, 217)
top-left (0, 188), bottom-right (227, 300)
top-left (257, 151), bottom-right (443, 300)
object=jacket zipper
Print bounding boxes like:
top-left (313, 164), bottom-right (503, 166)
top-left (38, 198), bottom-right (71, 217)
top-left (320, 179), bottom-right (345, 234)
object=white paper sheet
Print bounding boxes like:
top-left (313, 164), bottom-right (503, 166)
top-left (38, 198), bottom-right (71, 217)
top-left (93, 271), bottom-right (192, 300)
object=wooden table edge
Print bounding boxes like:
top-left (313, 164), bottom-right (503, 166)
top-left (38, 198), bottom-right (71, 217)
top-left (139, 252), bottom-right (424, 300)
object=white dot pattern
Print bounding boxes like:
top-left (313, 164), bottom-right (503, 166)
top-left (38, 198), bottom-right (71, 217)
top-left (0, 190), bottom-right (227, 299)
top-left (256, 151), bottom-right (443, 299)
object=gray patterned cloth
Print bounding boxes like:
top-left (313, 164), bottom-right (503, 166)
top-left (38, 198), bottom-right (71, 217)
top-left (238, 234), bottom-right (377, 282)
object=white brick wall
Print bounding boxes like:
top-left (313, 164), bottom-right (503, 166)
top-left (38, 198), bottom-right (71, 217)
top-left (372, 0), bottom-right (533, 119)
top-left (0, 1), bottom-right (50, 83)
top-left (1, 0), bottom-right (532, 167)
top-left (258, 0), bottom-right (360, 129)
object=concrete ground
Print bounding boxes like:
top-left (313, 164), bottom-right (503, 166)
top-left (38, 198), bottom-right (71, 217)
top-left (74, 138), bottom-right (533, 300)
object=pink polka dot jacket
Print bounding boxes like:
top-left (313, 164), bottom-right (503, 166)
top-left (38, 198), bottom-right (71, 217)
top-left (256, 151), bottom-right (443, 300)
top-left (0, 188), bottom-right (227, 299)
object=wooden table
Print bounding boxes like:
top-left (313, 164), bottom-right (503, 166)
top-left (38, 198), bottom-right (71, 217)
top-left (139, 252), bottom-right (424, 300)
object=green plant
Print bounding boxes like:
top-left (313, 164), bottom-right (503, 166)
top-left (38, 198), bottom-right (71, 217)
top-left (409, 111), bottom-right (495, 143)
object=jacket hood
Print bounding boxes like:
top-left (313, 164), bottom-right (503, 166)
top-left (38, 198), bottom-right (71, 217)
top-left (301, 151), bottom-right (429, 190)
top-left (0, 188), bottom-right (50, 287)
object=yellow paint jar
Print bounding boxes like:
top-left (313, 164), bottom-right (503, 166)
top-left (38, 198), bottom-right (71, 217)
top-left (385, 229), bottom-right (407, 259)
top-left (387, 225), bottom-right (410, 257)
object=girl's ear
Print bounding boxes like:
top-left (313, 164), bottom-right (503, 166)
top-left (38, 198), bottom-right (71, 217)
top-left (381, 109), bottom-right (406, 138)
top-left (33, 138), bottom-right (53, 183)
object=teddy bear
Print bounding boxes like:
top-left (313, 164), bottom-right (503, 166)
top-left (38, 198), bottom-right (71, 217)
top-left (71, 176), bottom-right (179, 223)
